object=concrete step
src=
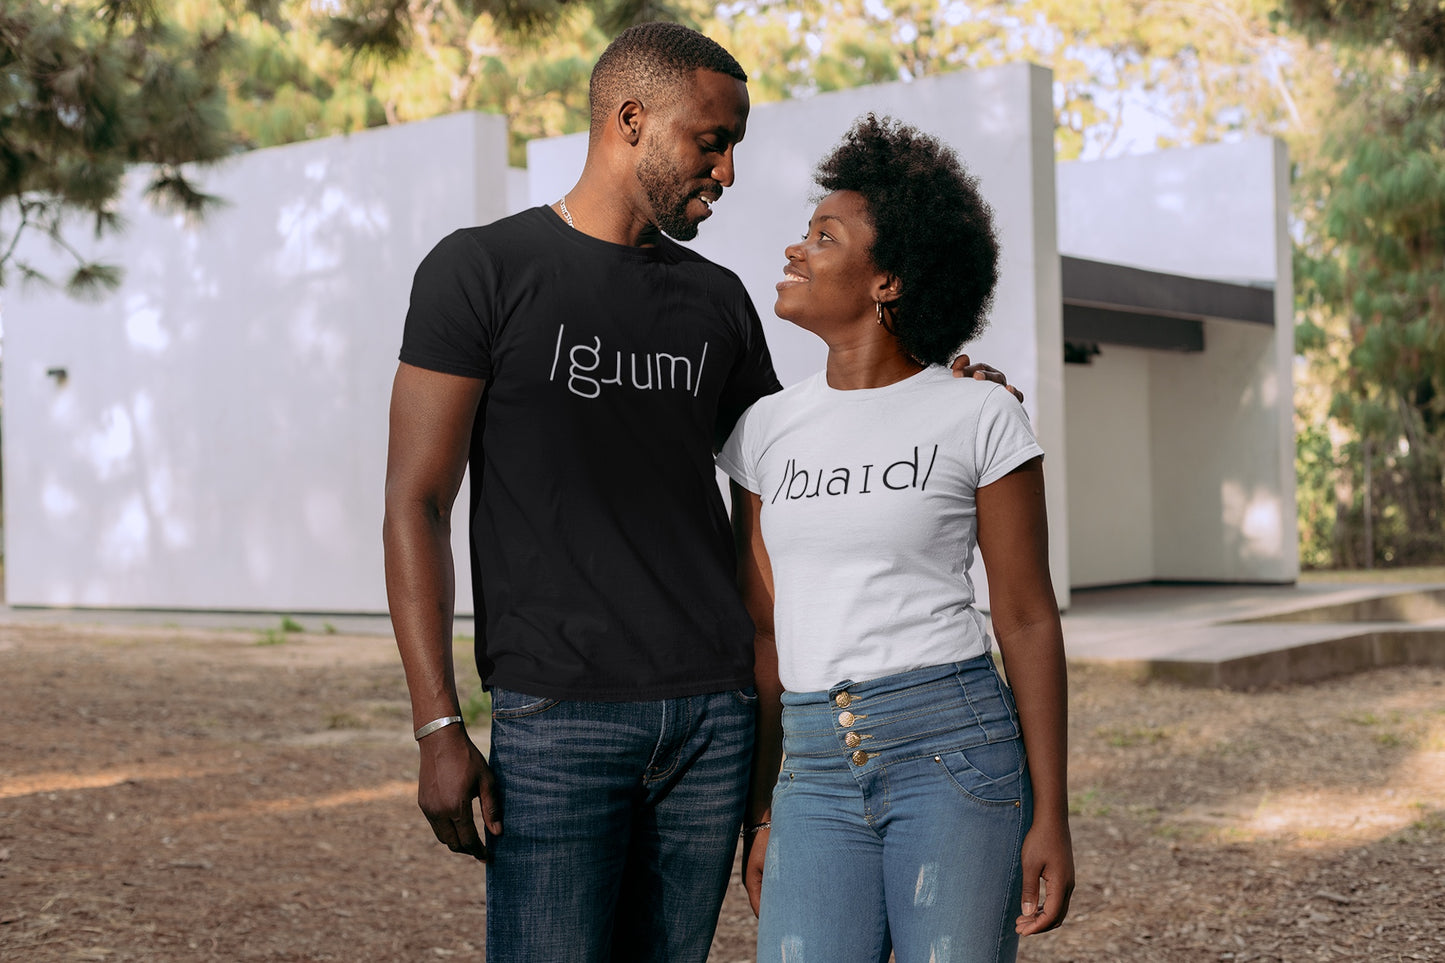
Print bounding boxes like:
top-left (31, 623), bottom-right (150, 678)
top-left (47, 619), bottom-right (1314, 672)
top-left (1059, 584), bottom-right (1445, 689)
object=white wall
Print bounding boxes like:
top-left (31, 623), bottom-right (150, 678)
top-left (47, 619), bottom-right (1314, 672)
top-left (530, 62), bottom-right (1071, 607)
top-left (3, 70), bottom-right (1296, 612)
top-left (1057, 136), bottom-right (1282, 284)
top-left (7, 69), bottom-right (1075, 614)
top-left (1055, 136), bottom-right (1297, 583)
top-left (1064, 346), bottom-right (1154, 586)
top-left (1149, 323), bottom-right (1292, 579)
top-left (2, 112), bottom-right (506, 610)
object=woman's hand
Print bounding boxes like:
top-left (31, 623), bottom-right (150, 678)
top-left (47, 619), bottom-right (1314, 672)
top-left (1015, 817), bottom-right (1075, 935)
top-left (742, 822), bottom-right (771, 917)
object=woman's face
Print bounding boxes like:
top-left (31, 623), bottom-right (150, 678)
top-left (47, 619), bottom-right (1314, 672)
top-left (774, 190), bottom-right (891, 338)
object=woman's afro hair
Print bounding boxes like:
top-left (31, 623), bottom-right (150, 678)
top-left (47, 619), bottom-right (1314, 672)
top-left (813, 114), bottom-right (1000, 366)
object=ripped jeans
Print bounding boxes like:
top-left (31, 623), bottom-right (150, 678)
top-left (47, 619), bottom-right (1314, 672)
top-left (756, 656), bottom-right (1031, 963)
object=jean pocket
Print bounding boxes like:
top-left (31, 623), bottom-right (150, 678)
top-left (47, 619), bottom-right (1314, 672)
top-left (489, 687), bottom-right (560, 720)
top-left (935, 737), bottom-right (1026, 806)
top-left (731, 686), bottom-right (759, 706)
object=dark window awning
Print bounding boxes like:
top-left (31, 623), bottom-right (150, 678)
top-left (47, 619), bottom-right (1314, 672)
top-left (1061, 256), bottom-right (1274, 355)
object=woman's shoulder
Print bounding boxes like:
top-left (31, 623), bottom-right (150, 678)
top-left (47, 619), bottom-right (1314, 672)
top-left (910, 369), bottom-right (1036, 449)
top-left (913, 365), bottom-right (1015, 406)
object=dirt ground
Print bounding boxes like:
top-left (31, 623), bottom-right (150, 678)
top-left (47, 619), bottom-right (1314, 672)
top-left (2, 622), bottom-right (1443, 962)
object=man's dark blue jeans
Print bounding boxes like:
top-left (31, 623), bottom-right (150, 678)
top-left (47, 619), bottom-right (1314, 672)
top-left (483, 685), bottom-right (757, 962)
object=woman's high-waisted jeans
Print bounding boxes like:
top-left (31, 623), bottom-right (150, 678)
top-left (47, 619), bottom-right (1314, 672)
top-left (756, 656), bottom-right (1032, 963)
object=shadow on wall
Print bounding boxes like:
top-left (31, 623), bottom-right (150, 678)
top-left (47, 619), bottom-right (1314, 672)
top-left (6, 114), bottom-right (491, 610)
top-left (1152, 322), bottom-right (1290, 578)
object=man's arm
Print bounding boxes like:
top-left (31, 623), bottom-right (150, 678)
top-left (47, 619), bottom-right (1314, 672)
top-left (382, 361), bottom-right (499, 860)
top-left (975, 456), bottom-right (1075, 935)
top-left (731, 480), bottom-right (782, 917)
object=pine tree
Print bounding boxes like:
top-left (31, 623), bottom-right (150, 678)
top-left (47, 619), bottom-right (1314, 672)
top-left (1290, 11), bottom-right (1445, 565)
top-left (0, 0), bottom-right (238, 297)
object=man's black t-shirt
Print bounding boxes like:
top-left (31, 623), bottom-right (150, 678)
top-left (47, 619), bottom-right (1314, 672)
top-left (400, 206), bottom-right (782, 701)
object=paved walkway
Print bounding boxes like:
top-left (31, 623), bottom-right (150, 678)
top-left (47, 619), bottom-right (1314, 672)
top-left (5, 579), bottom-right (1444, 688)
top-left (1061, 580), bottom-right (1445, 687)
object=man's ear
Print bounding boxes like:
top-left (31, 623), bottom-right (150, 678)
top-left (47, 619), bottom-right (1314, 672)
top-left (616, 98), bottom-right (644, 146)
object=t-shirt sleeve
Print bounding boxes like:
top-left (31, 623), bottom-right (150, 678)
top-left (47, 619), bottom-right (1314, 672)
top-left (714, 290), bottom-right (783, 450)
top-left (399, 230), bottom-right (496, 380)
top-left (716, 400), bottom-right (763, 494)
top-left (974, 385), bottom-right (1045, 487)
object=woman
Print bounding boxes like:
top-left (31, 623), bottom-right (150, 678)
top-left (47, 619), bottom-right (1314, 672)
top-left (718, 114), bottom-right (1074, 963)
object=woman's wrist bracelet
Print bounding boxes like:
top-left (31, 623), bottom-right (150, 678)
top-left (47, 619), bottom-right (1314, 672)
top-left (413, 715), bottom-right (464, 741)
top-left (741, 820), bottom-right (771, 838)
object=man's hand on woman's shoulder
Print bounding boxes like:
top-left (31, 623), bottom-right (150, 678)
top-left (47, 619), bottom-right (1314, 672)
top-left (950, 353), bottom-right (1025, 404)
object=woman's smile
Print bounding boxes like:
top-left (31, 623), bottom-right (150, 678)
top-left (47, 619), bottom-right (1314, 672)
top-left (775, 264), bottom-right (808, 290)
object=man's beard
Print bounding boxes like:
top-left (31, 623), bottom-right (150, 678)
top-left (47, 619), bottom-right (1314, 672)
top-left (636, 150), bottom-right (704, 241)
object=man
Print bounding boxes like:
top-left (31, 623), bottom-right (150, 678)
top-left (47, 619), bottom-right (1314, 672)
top-left (383, 21), bottom-right (1015, 962)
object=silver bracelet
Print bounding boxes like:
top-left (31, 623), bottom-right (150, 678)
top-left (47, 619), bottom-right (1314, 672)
top-left (413, 715), bottom-right (464, 741)
top-left (741, 820), bottom-right (771, 838)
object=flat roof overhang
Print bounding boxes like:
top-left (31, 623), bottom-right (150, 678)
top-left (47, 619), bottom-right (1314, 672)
top-left (1061, 256), bottom-right (1275, 356)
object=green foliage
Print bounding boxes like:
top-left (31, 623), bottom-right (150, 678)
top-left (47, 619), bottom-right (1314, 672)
top-left (0, 0), bottom-right (237, 292)
top-left (460, 685), bottom-right (492, 726)
top-left (1293, 47), bottom-right (1445, 568)
top-left (1295, 419), bottom-right (1338, 569)
top-left (220, 0), bottom-right (1321, 169)
top-left (291, 0), bottom-right (713, 165)
top-left (453, 634), bottom-right (491, 725)
top-left (703, 4), bottom-right (1429, 574)
top-left (711, 0), bottom-right (1318, 161)
top-left (256, 614), bottom-right (305, 643)
top-left (10, 0), bottom-right (1432, 574)
top-left (213, 1), bottom-right (605, 164)
top-left (321, 0), bottom-right (700, 53)
top-left (1283, 0), bottom-right (1445, 71)
top-left (256, 627), bottom-right (288, 645)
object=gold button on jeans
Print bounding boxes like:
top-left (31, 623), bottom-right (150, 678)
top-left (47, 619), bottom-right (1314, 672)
top-left (844, 732), bottom-right (861, 748)
top-left (838, 710), bottom-right (855, 727)
top-left (850, 750), bottom-right (869, 766)
top-left (834, 692), bottom-right (853, 708)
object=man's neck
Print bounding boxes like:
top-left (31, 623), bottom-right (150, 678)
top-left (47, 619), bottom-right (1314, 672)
top-left (555, 179), bottom-right (658, 247)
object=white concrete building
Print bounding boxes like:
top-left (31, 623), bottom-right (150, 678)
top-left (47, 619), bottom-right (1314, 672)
top-left (0, 63), bottom-right (1297, 613)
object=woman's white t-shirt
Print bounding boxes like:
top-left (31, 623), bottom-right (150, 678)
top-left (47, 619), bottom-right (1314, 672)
top-left (717, 365), bottom-right (1043, 693)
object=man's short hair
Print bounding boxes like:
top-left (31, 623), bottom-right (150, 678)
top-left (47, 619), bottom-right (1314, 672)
top-left (589, 22), bottom-right (747, 135)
